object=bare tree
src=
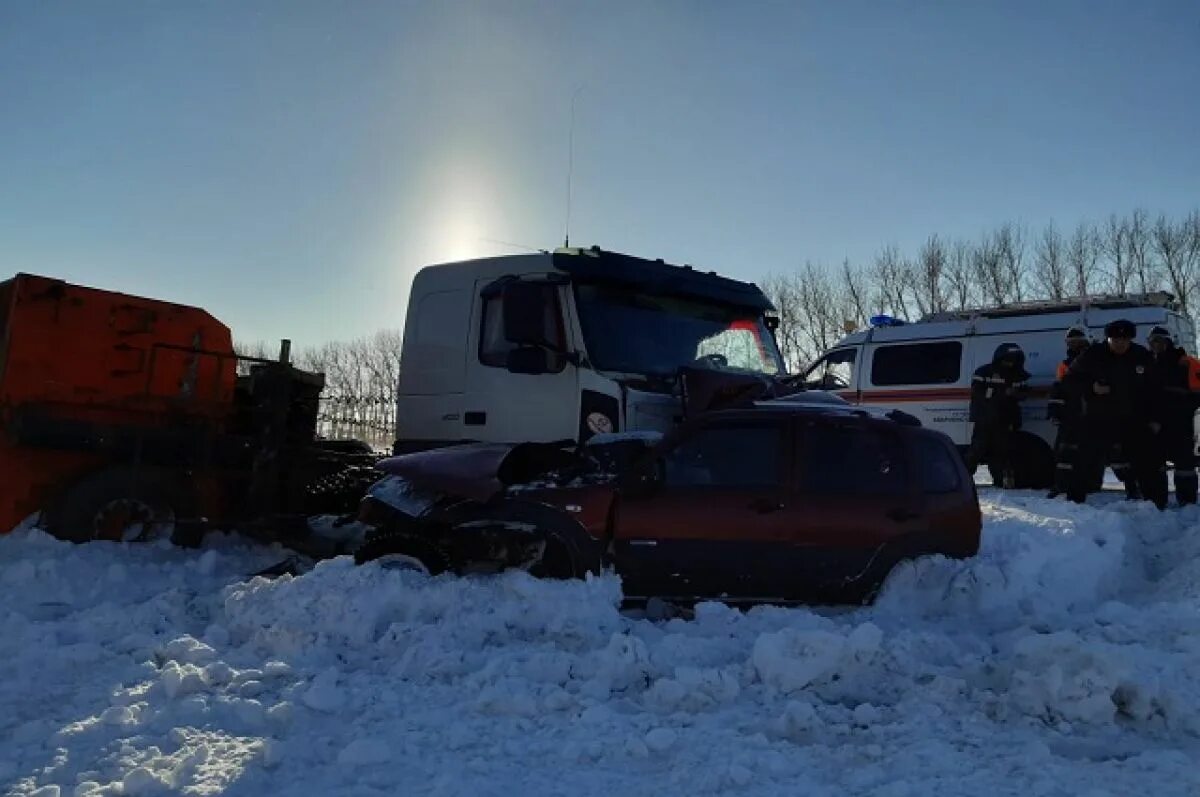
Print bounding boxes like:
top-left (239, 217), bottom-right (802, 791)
top-left (994, 222), bottom-right (1027, 302)
top-left (839, 258), bottom-right (871, 328)
top-left (1065, 221), bottom-right (1100, 298)
top-left (1126, 208), bottom-right (1159, 294)
top-left (910, 235), bottom-right (947, 317)
top-left (1033, 220), bottom-right (1068, 301)
top-left (233, 339), bottom-right (272, 376)
top-left (943, 239), bottom-right (977, 310)
top-left (973, 230), bottom-right (1008, 305)
top-left (1155, 212), bottom-right (1198, 313)
top-left (871, 245), bottom-right (911, 320)
top-left (1101, 213), bottom-right (1133, 293)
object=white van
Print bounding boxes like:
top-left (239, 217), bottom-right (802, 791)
top-left (801, 293), bottom-right (1196, 487)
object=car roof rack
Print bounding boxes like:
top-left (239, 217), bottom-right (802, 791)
top-left (919, 291), bottom-right (1180, 322)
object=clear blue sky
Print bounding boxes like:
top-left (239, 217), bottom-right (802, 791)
top-left (2, 1), bottom-right (1197, 348)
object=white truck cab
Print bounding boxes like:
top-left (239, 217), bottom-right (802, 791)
top-left (393, 246), bottom-right (784, 453)
top-left (801, 293), bottom-right (1196, 487)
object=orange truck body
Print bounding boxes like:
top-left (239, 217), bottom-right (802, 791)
top-left (0, 273), bottom-right (238, 533)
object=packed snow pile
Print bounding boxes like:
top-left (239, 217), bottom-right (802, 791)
top-left (3, 493), bottom-right (1200, 796)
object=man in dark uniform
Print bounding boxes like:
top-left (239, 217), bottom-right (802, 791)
top-left (1064, 318), bottom-right (1167, 509)
top-left (1046, 327), bottom-right (1090, 499)
top-left (966, 342), bottom-right (1030, 488)
top-left (1147, 325), bottom-right (1200, 506)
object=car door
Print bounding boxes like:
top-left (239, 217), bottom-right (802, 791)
top-left (612, 415), bottom-right (796, 601)
top-left (780, 416), bottom-right (926, 600)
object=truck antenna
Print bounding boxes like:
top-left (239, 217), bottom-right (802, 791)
top-left (564, 84), bottom-right (585, 248)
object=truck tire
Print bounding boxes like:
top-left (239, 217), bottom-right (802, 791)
top-left (43, 467), bottom-right (191, 544)
top-left (988, 432), bottom-right (1055, 490)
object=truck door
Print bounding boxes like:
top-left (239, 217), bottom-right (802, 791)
top-left (461, 276), bottom-right (581, 444)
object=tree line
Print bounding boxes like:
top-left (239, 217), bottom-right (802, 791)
top-left (763, 208), bottom-right (1200, 372)
top-left (235, 330), bottom-right (402, 451)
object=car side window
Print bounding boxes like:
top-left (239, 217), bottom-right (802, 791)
top-left (663, 423), bottom-right (783, 488)
top-left (798, 421), bottom-right (906, 496)
top-left (916, 435), bottom-right (962, 493)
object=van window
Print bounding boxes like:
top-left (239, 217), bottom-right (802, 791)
top-left (916, 435), bottom-right (962, 493)
top-left (870, 342), bottom-right (961, 386)
top-left (479, 287), bottom-right (566, 370)
top-left (799, 421), bottom-right (906, 496)
top-left (804, 348), bottom-right (856, 390)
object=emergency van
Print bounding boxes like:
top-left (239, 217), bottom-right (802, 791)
top-left (800, 293), bottom-right (1196, 487)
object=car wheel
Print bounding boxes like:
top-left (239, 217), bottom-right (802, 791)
top-left (353, 531), bottom-right (449, 575)
top-left (525, 531), bottom-right (582, 579)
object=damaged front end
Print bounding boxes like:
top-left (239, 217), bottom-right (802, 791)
top-left (354, 438), bottom-right (642, 578)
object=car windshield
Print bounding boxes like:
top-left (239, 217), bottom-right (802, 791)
top-left (573, 283), bottom-right (783, 376)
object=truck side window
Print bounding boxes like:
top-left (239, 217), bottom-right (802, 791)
top-left (663, 423), bottom-right (782, 488)
top-left (870, 342), bottom-right (962, 386)
top-left (799, 422), bottom-right (906, 496)
top-left (478, 287), bottom-right (566, 370)
top-left (805, 348), bottom-right (856, 389)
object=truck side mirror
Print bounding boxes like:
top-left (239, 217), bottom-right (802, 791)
top-left (502, 282), bottom-right (559, 350)
top-left (505, 347), bottom-right (555, 375)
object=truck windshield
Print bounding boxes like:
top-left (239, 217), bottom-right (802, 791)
top-left (573, 283), bottom-right (783, 376)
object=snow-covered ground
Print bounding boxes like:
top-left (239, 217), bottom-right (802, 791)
top-left (3, 492), bottom-right (1200, 797)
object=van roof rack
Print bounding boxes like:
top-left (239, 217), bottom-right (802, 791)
top-left (919, 291), bottom-right (1180, 322)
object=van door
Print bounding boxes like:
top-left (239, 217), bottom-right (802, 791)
top-left (460, 277), bottom-right (581, 443)
top-left (801, 347), bottom-right (860, 402)
top-left (861, 340), bottom-right (969, 446)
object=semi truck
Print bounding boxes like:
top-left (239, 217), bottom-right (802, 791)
top-left (393, 245), bottom-right (787, 452)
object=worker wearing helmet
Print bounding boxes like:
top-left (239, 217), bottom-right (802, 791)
top-left (1146, 325), bottom-right (1200, 505)
top-left (966, 342), bottom-right (1030, 487)
top-left (1046, 327), bottom-right (1091, 499)
top-left (1063, 318), bottom-right (1167, 509)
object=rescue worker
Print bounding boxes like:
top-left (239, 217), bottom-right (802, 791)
top-left (1063, 318), bottom-right (1167, 509)
top-left (1046, 327), bottom-right (1090, 498)
top-left (966, 342), bottom-right (1030, 488)
top-left (1146, 325), bottom-right (1200, 505)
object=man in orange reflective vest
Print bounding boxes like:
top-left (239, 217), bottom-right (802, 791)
top-left (1147, 325), bottom-right (1200, 505)
top-left (1046, 327), bottom-right (1090, 498)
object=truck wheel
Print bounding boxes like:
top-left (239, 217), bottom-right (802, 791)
top-left (353, 531), bottom-right (449, 575)
top-left (43, 468), bottom-right (189, 544)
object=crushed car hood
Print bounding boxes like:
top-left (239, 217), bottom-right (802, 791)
top-left (376, 442), bottom-right (587, 503)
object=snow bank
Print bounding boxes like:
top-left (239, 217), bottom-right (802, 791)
top-left (3, 493), bottom-right (1200, 796)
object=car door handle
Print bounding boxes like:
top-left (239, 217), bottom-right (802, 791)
top-left (749, 498), bottom-right (786, 514)
top-left (886, 508), bottom-right (921, 522)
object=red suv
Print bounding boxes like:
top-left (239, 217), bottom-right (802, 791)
top-left (355, 403), bottom-right (981, 605)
